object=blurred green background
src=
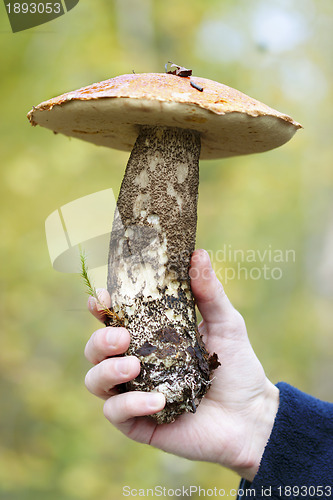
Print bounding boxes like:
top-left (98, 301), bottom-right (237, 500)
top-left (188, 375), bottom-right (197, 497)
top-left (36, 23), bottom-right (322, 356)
top-left (1, 0), bottom-right (332, 498)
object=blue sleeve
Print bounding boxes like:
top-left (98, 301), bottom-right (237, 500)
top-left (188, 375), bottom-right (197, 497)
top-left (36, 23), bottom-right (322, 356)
top-left (237, 382), bottom-right (333, 499)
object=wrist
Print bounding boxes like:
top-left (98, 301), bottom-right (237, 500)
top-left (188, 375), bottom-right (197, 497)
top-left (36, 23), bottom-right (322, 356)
top-left (232, 380), bottom-right (280, 482)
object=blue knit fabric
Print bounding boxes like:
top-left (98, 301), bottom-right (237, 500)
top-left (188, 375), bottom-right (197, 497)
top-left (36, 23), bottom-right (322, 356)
top-left (237, 382), bottom-right (333, 499)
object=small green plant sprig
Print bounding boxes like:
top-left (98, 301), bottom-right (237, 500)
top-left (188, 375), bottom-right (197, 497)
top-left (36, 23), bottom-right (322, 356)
top-left (80, 251), bottom-right (123, 326)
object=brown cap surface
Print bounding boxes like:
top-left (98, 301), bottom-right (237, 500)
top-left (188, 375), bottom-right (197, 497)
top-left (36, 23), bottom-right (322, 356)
top-left (27, 73), bottom-right (302, 159)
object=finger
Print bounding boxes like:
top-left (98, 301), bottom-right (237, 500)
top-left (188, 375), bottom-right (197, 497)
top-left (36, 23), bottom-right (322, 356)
top-left (189, 249), bottom-right (235, 325)
top-left (103, 391), bottom-right (165, 427)
top-left (87, 288), bottom-right (111, 323)
top-left (84, 327), bottom-right (130, 364)
top-left (85, 356), bottom-right (140, 399)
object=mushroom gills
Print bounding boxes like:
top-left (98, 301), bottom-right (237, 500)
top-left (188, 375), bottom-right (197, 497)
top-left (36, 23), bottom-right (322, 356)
top-left (107, 126), bottom-right (216, 424)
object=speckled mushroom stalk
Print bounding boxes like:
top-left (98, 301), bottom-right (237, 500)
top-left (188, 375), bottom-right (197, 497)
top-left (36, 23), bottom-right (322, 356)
top-left (107, 125), bottom-right (215, 424)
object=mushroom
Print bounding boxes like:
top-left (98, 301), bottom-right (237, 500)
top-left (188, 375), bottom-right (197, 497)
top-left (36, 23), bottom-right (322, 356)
top-left (28, 71), bottom-right (301, 424)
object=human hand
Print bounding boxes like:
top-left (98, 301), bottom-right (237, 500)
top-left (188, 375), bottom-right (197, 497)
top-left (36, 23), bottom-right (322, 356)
top-left (84, 249), bottom-right (279, 481)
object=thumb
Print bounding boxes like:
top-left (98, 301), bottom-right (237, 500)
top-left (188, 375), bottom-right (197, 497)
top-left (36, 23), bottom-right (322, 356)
top-left (189, 249), bottom-right (234, 325)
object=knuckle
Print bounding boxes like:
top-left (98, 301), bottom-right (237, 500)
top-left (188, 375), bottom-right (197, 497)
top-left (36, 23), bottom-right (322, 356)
top-left (226, 309), bottom-right (246, 336)
top-left (232, 308), bottom-right (245, 324)
top-left (234, 310), bottom-right (246, 331)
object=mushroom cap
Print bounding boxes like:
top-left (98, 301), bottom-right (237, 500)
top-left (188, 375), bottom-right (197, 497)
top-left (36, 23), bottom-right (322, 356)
top-left (27, 73), bottom-right (301, 160)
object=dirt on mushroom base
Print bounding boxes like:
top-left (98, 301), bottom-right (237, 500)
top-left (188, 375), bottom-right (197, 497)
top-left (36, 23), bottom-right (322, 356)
top-left (104, 285), bottom-right (220, 424)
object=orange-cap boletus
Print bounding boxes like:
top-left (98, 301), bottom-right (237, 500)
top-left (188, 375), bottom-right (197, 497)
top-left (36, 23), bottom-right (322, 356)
top-left (28, 72), bottom-right (301, 423)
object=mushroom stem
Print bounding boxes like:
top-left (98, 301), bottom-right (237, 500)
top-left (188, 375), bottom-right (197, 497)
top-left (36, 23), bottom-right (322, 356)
top-left (107, 126), bottom-right (213, 424)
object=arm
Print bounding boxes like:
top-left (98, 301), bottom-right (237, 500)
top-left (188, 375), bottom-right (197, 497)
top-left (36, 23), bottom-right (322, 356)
top-left (239, 383), bottom-right (333, 499)
top-left (84, 249), bottom-right (279, 481)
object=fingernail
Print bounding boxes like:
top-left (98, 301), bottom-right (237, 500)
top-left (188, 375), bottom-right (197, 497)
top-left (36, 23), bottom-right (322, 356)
top-left (146, 392), bottom-right (165, 411)
top-left (106, 328), bottom-right (120, 347)
top-left (96, 288), bottom-right (109, 310)
top-left (115, 358), bottom-right (130, 377)
top-left (87, 296), bottom-right (97, 311)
